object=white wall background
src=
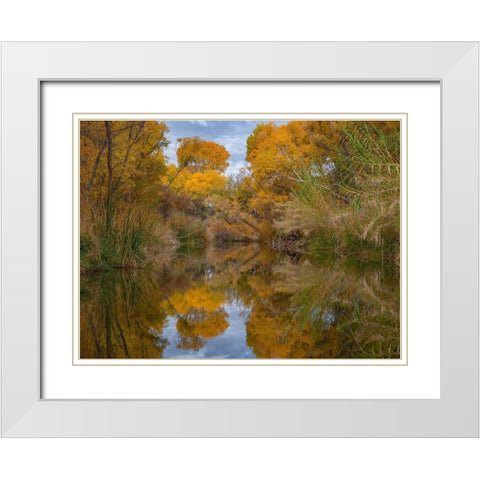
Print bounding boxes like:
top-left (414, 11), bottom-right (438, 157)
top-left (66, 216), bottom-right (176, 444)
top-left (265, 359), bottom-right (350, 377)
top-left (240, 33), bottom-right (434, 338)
top-left (1, 1), bottom-right (478, 479)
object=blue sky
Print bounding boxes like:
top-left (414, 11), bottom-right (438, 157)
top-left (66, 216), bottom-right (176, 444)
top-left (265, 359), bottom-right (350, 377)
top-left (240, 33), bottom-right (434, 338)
top-left (163, 120), bottom-right (287, 175)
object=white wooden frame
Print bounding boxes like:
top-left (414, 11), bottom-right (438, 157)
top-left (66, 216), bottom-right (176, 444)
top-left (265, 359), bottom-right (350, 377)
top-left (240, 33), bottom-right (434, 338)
top-left (1, 42), bottom-right (478, 437)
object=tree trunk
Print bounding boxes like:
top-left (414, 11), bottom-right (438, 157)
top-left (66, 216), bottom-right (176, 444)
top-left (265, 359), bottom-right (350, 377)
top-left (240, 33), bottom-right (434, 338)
top-left (82, 141), bottom-right (106, 202)
top-left (104, 121), bottom-right (114, 232)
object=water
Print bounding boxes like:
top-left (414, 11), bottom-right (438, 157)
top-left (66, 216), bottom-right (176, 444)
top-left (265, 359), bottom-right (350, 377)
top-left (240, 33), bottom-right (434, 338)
top-left (80, 243), bottom-right (400, 359)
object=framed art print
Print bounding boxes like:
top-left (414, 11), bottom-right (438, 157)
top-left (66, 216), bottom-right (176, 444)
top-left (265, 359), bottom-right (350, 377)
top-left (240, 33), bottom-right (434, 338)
top-left (1, 42), bottom-right (478, 436)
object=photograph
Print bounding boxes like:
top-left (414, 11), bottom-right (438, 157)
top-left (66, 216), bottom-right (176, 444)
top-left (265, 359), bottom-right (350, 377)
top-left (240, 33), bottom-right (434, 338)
top-left (79, 119), bottom-right (401, 360)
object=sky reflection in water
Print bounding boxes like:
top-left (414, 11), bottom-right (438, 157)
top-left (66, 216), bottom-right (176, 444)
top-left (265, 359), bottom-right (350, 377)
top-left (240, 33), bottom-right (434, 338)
top-left (80, 243), bottom-right (400, 360)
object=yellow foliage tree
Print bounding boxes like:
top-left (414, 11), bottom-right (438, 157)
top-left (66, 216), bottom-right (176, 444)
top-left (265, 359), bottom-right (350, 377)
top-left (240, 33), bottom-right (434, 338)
top-left (163, 137), bottom-right (230, 199)
top-left (80, 120), bottom-right (170, 208)
top-left (245, 122), bottom-right (318, 220)
top-left (182, 170), bottom-right (226, 199)
top-left (177, 136), bottom-right (230, 173)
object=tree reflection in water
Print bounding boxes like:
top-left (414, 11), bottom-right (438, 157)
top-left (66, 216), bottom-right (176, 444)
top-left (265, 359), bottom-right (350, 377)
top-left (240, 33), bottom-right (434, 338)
top-left (80, 243), bottom-right (400, 359)
top-left (80, 269), bottom-right (169, 359)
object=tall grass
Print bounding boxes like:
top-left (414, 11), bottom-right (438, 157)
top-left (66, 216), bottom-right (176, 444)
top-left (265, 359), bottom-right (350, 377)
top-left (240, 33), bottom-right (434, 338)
top-left (276, 122), bottom-right (400, 267)
top-left (80, 202), bottom-right (160, 271)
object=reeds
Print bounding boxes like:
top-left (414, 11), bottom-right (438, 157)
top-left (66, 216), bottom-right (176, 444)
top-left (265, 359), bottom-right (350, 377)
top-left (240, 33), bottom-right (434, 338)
top-left (275, 122), bottom-right (400, 267)
top-left (80, 202), bottom-right (161, 271)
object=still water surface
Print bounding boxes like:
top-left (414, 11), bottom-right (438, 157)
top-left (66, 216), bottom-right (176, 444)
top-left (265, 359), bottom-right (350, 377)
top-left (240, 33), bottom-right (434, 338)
top-left (80, 244), bottom-right (400, 359)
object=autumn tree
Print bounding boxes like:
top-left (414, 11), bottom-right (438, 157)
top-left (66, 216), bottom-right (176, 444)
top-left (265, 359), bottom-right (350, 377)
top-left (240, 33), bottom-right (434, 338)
top-left (245, 122), bottom-right (319, 220)
top-left (275, 121), bottom-right (401, 258)
top-left (163, 136), bottom-right (230, 195)
top-left (79, 120), bottom-right (170, 269)
top-left (81, 120), bottom-right (169, 207)
top-left (178, 136), bottom-right (230, 173)
top-left (183, 170), bottom-right (226, 200)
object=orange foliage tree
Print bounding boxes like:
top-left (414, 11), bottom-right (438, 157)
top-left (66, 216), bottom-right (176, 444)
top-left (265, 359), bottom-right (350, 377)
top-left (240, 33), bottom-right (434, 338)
top-left (79, 121), bottom-right (170, 269)
top-left (81, 120), bottom-right (169, 207)
top-left (164, 136), bottom-right (230, 196)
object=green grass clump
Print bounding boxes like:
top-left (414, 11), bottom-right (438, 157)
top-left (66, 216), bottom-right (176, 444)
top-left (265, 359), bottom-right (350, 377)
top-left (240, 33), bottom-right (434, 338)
top-left (81, 204), bottom-right (159, 271)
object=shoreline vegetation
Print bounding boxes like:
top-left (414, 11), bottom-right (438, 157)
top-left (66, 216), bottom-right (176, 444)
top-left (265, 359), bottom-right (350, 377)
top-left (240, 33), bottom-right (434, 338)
top-left (80, 120), bottom-right (400, 274)
top-left (79, 119), bottom-right (401, 359)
